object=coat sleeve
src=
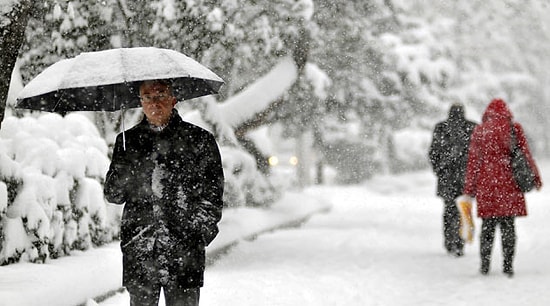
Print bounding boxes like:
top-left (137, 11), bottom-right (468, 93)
top-left (514, 123), bottom-right (543, 189)
top-left (463, 127), bottom-right (481, 197)
top-left (193, 132), bottom-right (225, 246)
top-left (428, 123), bottom-right (444, 176)
top-left (104, 134), bottom-right (131, 204)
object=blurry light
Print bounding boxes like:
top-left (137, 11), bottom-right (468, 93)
top-left (289, 156), bottom-right (299, 166)
top-left (268, 156), bottom-right (279, 166)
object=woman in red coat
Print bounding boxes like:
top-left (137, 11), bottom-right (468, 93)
top-left (463, 98), bottom-right (542, 277)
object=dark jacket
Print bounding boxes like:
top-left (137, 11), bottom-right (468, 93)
top-left (429, 105), bottom-right (477, 200)
top-left (104, 110), bottom-right (224, 288)
top-left (464, 98), bottom-right (542, 218)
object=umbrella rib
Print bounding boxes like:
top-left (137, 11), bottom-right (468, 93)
top-left (53, 91), bottom-right (66, 112)
top-left (53, 54), bottom-right (79, 112)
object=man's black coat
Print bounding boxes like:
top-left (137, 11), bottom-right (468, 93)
top-left (429, 105), bottom-right (476, 200)
top-left (104, 110), bottom-right (224, 288)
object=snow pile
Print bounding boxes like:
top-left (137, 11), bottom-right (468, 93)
top-left (0, 113), bottom-right (118, 264)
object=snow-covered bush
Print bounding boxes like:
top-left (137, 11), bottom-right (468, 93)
top-left (220, 146), bottom-right (281, 208)
top-left (0, 113), bottom-right (118, 264)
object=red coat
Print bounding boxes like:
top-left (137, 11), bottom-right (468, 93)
top-left (463, 99), bottom-right (542, 218)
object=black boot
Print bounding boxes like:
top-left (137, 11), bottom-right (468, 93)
top-left (501, 217), bottom-right (516, 278)
top-left (503, 261), bottom-right (514, 278)
top-left (480, 259), bottom-right (490, 275)
top-left (479, 218), bottom-right (497, 275)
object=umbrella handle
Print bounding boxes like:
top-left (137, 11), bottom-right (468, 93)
top-left (121, 107), bottom-right (126, 151)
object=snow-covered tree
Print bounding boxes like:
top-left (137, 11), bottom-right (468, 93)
top-left (307, 0), bottom-right (550, 177)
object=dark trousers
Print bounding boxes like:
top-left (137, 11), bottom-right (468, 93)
top-left (480, 216), bottom-right (516, 272)
top-left (443, 198), bottom-right (464, 253)
top-left (123, 247), bottom-right (201, 306)
top-left (126, 280), bottom-right (200, 306)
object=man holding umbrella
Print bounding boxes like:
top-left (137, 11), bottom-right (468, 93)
top-left (104, 79), bottom-right (224, 305)
top-left (16, 47), bottom-right (225, 305)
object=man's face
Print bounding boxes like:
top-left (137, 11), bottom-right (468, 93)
top-left (139, 81), bottom-right (177, 126)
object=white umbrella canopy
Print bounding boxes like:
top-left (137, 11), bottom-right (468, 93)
top-left (15, 47), bottom-right (224, 112)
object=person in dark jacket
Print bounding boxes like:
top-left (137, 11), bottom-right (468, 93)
top-left (104, 79), bottom-right (224, 305)
top-left (463, 98), bottom-right (542, 277)
top-left (429, 103), bottom-right (477, 257)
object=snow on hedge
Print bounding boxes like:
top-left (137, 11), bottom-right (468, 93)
top-left (0, 113), bottom-right (119, 264)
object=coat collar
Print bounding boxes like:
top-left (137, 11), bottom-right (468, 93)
top-left (139, 109), bottom-right (182, 133)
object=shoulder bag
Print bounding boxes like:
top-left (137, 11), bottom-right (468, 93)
top-left (510, 122), bottom-right (536, 192)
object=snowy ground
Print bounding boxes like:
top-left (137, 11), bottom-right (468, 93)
top-left (2, 161), bottom-right (550, 306)
top-left (198, 164), bottom-right (550, 306)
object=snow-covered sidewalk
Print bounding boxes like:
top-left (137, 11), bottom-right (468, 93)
top-left (199, 164), bottom-right (550, 306)
top-left (0, 192), bottom-right (331, 306)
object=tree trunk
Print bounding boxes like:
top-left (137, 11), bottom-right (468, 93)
top-left (295, 131), bottom-right (313, 188)
top-left (0, 0), bottom-right (34, 128)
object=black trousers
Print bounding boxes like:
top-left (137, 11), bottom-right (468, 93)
top-left (443, 198), bottom-right (464, 253)
top-left (480, 216), bottom-right (516, 271)
top-left (125, 267), bottom-right (200, 306)
top-left (123, 237), bottom-right (201, 306)
top-left (126, 285), bottom-right (199, 306)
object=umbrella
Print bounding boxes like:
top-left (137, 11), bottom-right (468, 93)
top-left (15, 47), bottom-right (224, 112)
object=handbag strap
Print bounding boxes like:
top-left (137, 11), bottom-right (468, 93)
top-left (510, 120), bottom-right (518, 149)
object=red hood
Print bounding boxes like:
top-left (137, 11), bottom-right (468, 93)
top-left (482, 98), bottom-right (512, 122)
